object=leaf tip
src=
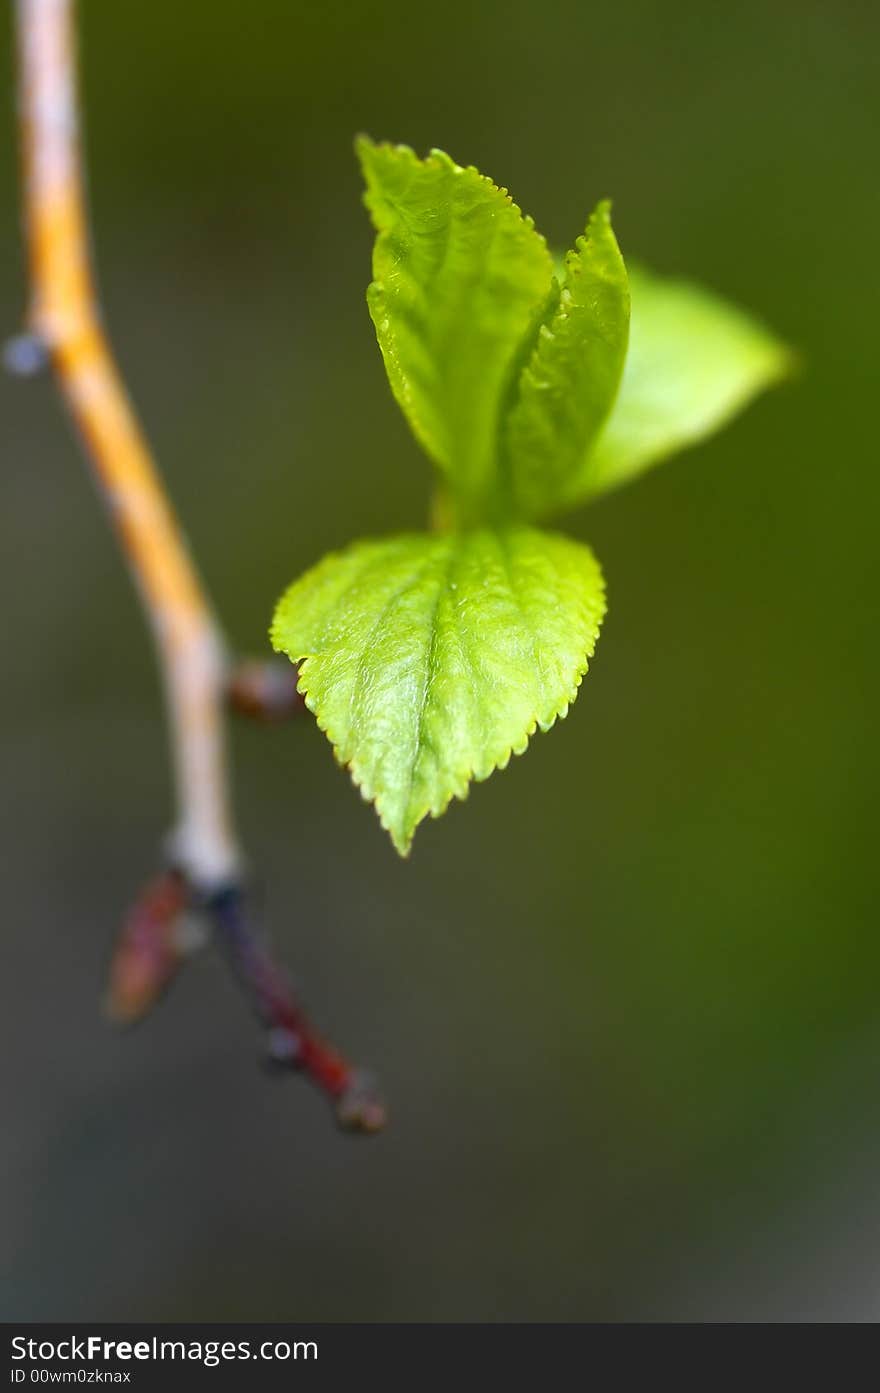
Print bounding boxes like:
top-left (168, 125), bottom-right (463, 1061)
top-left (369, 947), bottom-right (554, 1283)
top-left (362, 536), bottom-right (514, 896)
top-left (769, 338), bottom-right (802, 383)
top-left (391, 829), bottom-right (414, 858)
top-left (377, 802), bottom-right (417, 858)
top-left (353, 131), bottom-right (375, 160)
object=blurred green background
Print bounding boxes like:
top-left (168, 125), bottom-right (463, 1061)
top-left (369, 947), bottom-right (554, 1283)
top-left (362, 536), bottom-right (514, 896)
top-left (1, 0), bottom-right (878, 1321)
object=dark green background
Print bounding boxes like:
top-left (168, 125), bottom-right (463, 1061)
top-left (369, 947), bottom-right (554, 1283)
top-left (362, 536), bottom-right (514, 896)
top-left (1, 0), bottom-right (877, 1320)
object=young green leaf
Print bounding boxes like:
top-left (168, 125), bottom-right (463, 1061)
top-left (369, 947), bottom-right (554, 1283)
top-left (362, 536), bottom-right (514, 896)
top-left (504, 202), bottom-right (630, 519)
top-left (570, 264), bottom-right (793, 503)
top-left (271, 528), bottom-right (605, 854)
top-left (357, 137), bottom-right (555, 519)
top-left (269, 144), bottom-right (792, 855)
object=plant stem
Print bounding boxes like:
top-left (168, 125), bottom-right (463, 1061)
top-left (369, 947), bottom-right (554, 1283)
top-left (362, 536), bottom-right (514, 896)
top-left (208, 884), bottom-right (387, 1132)
top-left (14, 0), bottom-right (237, 887)
top-left (11, 0), bottom-right (385, 1131)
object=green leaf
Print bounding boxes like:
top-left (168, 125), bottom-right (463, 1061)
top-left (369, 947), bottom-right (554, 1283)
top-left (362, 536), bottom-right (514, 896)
top-left (271, 527), bottom-right (606, 854)
top-left (505, 202), bottom-right (630, 519)
top-left (570, 263), bottom-right (793, 503)
top-left (357, 137), bottom-right (555, 519)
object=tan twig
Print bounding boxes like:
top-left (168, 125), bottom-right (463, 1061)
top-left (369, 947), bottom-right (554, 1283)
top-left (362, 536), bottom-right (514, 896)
top-left (13, 0), bottom-right (237, 887)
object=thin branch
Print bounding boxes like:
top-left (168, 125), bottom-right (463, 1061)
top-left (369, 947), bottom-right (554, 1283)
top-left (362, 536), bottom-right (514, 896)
top-left (15, 0), bottom-right (236, 886)
top-left (208, 884), bottom-right (387, 1133)
top-left (11, 0), bottom-right (384, 1131)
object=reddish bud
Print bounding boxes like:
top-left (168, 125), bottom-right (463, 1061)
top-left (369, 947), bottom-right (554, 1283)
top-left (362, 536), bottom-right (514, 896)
top-left (104, 870), bottom-right (190, 1024)
top-left (226, 659), bottom-right (305, 723)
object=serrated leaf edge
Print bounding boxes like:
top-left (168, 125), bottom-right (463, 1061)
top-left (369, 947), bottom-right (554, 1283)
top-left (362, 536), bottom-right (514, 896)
top-left (357, 136), bottom-right (554, 496)
top-left (356, 136), bottom-right (547, 241)
top-left (270, 531), bottom-right (606, 856)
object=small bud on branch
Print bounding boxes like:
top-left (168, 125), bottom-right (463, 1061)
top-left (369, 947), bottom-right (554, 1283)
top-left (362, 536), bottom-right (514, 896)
top-left (226, 658), bottom-right (306, 723)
